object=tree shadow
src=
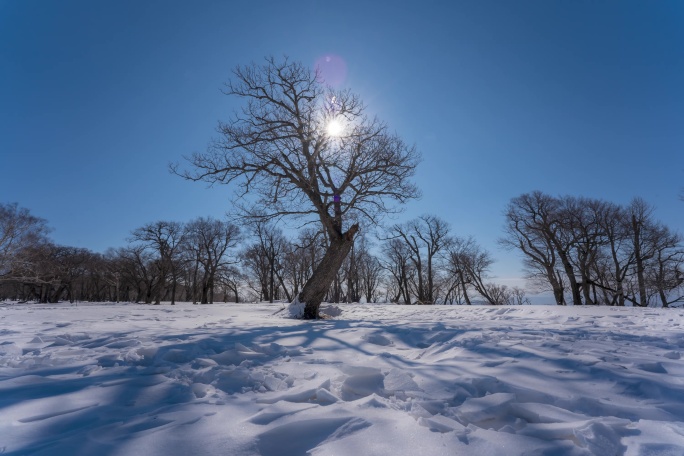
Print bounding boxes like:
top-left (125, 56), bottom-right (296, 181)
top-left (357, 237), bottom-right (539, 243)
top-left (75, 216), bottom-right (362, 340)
top-left (3, 311), bottom-right (683, 454)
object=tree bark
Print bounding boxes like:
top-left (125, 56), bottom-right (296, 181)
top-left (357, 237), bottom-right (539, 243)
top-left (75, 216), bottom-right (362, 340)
top-left (457, 270), bottom-right (472, 305)
top-left (632, 215), bottom-right (648, 307)
top-left (299, 225), bottom-right (359, 319)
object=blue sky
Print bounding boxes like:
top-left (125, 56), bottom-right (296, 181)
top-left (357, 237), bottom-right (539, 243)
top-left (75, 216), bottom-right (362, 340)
top-left (2, 0), bottom-right (683, 285)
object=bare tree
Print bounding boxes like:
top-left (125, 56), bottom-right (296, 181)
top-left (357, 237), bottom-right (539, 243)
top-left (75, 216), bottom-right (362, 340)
top-left (10, 242), bottom-right (61, 303)
top-left (0, 203), bottom-right (50, 282)
top-left (627, 197), bottom-right (657, 307)
top-left (482, 283), bottom-right (511, 306)
top-left (336, 233), bottom-right (381, 303)
top-left (185, 217), bottom-right (240, 304)
top-left (252, 220), bottom-right (290, 302)
top-left (648, 225), bottom-right (684, 307)
top-left (241, 244), bottom-right (272, 301)
top-left (592, 202), bottom-right (632, 306)
top-left (448, 236), bottom-right (510, 305)
top-left (386, 215), bottom-right (451, 304)
top-left (130, 221), bottom-right (187, 304)
top-left (117, 245), bottom-right (160, 303)
top-left (562, 196), bottom-right (612, 305)
top-left (503, 192), bottom-right (683, 307)
top-left (173, 57), bottom-right (420, 318)
top-left (381, 238), bottom-right (413, 304)
top-left (448, 236), bottom-right (486, 305)
top-left (341, 243), bottom-right (362, 303)
top-left (356, 236), bottom-right (383, 303)
top-left (509, 286), bottom-right (531, 305)
top-left (215, 265), bottom-right (245, 303)
top-left (280, 228), bottom-right (322, 301)
top-left (501, 192), bottom-right (570, 305)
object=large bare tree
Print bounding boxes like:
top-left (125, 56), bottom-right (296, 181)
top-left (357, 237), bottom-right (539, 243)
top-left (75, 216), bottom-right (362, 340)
top-left (174, 57), bottom-right (420, 318)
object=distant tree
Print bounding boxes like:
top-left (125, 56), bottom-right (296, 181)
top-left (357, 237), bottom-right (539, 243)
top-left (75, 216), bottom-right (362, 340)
top-left (185, 217), bottom-right (240, 304)
top-left (0, 203), bottom-right (50, 282)
top-left (627, 197), bottom-right (658, 307)
top-left (503, 192), bottom-right (683, 307)
top-left (356, 236), bottom-right (383, 303)
top-left (342, 241), bottom-right (362, 303)
top-left (336, 233), bottom-right (381, 303)
top-left (130, 221), bottom-right (187, 304)
top-left (288, 227), bottom-right (326, 299)
top-left (241, 244), bottom-right (272, 301)
top-left (103, 249), bottom-right (127, 302)
top-left (381, 238), bottom-right (413, 304)
top-left (482, 283), bottom-right (511, 306)
top-left (10, 242), bottom-right (61, 302)
top-left (509, 286), bottom-right (531, 305)
top-left (118, 245), bottom-right (160, 304)
top-left (647, 225), bottom-right (684, 307)
top-left (448, 236), bottom-right (487, 305)
top-left (448, 236), bottom-right (511, 305)
top-left (173, 57), bottom-right (420, 318)
top-left (501, 192), bottom-right (571, 305)
top-left (386, 215), bottom-right (451, 304)
top-left (561, 197), bottom-right (604, 305)
top-left (249, 220), bottom-right (290, 302)
top-left (49, 246), bottom-right (93, 303)
top-left (216, 265), bottom-right (245, 303)
top-left (441, 271), bottom-right (466, 305)
top-left (592, 202), bottom-right (632, 306)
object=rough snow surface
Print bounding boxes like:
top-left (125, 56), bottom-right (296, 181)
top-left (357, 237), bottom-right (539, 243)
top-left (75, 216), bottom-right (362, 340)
top-left (1, 301), bottom-right (684, 455)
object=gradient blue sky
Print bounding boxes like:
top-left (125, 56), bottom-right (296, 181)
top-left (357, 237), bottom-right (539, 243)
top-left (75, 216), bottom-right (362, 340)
top-left (2, 0), bottom-right (683, 285)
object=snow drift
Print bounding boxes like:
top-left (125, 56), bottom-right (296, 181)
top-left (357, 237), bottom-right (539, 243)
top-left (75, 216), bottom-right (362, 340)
top-left (1, 301), bottom-right (684, 455)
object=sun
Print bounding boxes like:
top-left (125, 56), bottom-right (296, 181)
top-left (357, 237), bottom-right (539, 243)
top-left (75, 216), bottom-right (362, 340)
top-left (326, 118), bottom-right (344, 137)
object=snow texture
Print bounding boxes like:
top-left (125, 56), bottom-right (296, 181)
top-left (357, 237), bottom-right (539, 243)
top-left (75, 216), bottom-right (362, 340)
top-left (1, 301), bottom-right (684, 455)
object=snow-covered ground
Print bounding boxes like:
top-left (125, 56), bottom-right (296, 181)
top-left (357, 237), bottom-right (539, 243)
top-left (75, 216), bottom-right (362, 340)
top-left (2, 302), bottom-right (684, 455)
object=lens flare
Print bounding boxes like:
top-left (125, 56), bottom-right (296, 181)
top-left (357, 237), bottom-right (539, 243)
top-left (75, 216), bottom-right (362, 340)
top-left (326, 118), bottom-right (344, 137)
top-left (315, 54), bottom-right (347, 87)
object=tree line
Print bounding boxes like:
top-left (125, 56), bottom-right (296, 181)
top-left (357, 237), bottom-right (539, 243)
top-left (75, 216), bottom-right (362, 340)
top-left (0, 202), bottom-right (515, 305)
top-left (501, 191), bottom-right (684, 307)
top-left (3, 195), bottom-right (680, 307)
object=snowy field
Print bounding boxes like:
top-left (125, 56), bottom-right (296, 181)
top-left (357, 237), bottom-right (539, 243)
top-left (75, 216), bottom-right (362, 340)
top-left (2, 302), bottom-right (684, 455)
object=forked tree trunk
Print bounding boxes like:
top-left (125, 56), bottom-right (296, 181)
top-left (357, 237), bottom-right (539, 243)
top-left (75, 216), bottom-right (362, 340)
top-left (299, 225), bottom-right (359, 319)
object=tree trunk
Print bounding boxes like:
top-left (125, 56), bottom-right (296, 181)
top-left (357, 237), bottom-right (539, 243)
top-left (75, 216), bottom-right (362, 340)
top-left (201, 279), bottom-right (209, 304)
top-left (660, 289), bottom-right (669, 308)
top-left (170, 275), bottom-right (177, 305)
top-left (457, 270), bottom-right (472, 305)
top-left (558, 254), bottom-right (582, 305)
top-left (276, 271), bottom-right (292, 302)
top-left (427, 257), bottom-right (434, 304)
top-left (269, 257), bottom-right (275, 304)
top-left (299, 225), bottom-right (358, 319)
top-left (632, 215), bottom-right (648, 307)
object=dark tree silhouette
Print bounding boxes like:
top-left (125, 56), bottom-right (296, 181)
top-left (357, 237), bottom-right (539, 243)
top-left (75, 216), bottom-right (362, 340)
top-left (173, 57), bottom-right (420, 318)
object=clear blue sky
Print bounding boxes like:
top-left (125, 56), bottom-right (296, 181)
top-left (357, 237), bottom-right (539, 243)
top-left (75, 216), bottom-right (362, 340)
top-left (2, 0), bottom-right (683, 285)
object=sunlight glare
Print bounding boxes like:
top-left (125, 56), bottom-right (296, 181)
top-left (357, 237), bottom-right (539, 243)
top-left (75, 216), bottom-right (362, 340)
top-left (326, 118), bottom-right (344, 137)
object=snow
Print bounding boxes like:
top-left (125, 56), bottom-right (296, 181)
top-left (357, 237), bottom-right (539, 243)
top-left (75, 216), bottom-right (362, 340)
top-left (1, 302), bottom-right (684, 455)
